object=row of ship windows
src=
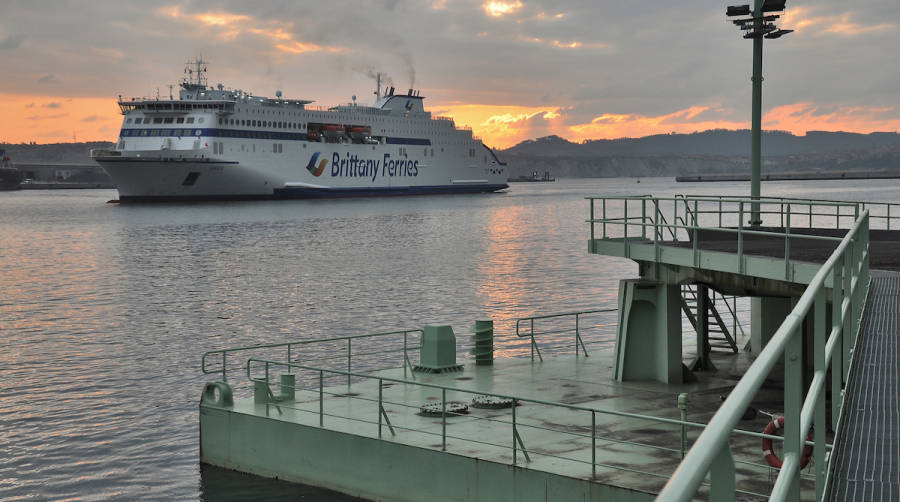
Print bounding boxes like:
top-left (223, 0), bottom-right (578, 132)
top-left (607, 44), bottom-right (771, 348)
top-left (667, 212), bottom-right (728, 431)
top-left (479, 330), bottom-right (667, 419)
top-left (121, 130), bottom-right (479, 155)
top-left (220, 118), bottom-right (306, 129)
top-left (127, 115), bottom-right (465, 139)
top-left (185, 139), bottom-right (477, 161)
top-left (127, 116), bottom-right (202, 125)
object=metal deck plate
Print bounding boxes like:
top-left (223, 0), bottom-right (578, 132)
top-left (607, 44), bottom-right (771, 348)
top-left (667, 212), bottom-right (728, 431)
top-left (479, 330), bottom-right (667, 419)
top-left (828, 274), bottom-right (900, 501)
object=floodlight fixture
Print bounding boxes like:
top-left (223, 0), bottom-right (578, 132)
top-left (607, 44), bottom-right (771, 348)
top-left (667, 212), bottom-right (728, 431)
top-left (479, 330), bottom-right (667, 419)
top-left (761, 0), bottom-right (787, 12)
top-left (726, 0), bottom-right (791, 226)
top-left (765, 28), bottom-right (794, 39)
top-left (727, 5), bottom-right (751, 16)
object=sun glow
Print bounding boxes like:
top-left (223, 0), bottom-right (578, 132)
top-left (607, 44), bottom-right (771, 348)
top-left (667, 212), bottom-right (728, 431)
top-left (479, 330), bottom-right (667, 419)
top-left (484, 1), bottom-right (523, 18)
top-left (157, 5), bottom-right (342, 55)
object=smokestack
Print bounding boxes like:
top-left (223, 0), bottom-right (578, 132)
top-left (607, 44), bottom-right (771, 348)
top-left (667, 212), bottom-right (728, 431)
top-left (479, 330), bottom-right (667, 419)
top-left (375, 72), bottom-right (381, 101)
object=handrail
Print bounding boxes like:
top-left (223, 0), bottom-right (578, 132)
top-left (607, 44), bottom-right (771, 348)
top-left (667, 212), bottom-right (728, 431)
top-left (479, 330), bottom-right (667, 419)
top-left (657, 210), bottom-right (870, 501)
top-left (201, 329), bottom-right (424, 382)
top-left (514, 308), bottom-right (617, 361)
top-left (587, 196), bottom-right (854, 282)
top-left (241, 357), bottom-right (803, 491)
top-left (678, 194), bottom-right (900, 230)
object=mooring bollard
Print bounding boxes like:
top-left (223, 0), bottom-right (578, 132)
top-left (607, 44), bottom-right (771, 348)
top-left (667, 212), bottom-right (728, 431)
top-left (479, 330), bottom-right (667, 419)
top-left (280, 373), bottom-right (295, 401)
top-left (472, 319), bottom-right (494, 366)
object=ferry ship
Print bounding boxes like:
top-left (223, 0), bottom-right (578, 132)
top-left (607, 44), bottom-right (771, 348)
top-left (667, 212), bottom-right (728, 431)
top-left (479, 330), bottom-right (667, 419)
top-left (91, 59), bottom-right (508, 201)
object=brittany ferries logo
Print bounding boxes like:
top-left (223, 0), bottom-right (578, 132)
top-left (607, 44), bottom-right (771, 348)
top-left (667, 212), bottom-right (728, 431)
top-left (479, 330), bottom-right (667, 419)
top-left (306, 152), bottom-right (328, 176)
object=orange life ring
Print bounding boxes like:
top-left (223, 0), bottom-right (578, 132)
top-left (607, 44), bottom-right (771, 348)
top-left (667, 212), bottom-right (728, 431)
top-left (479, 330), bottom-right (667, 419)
top-left (761, 416), bottom-right (813, 468)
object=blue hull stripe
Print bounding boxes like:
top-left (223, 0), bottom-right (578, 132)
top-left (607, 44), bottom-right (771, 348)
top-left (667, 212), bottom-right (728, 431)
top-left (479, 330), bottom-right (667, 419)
top-left (119, 128), bottom-right (431, 146)
top-left (273, 184), bottom-right (508, 198)
top-left (116, 184), bottom-right (508, 202)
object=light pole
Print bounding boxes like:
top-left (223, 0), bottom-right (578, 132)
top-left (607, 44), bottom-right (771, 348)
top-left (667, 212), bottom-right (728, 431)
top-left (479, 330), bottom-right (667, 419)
top-left (727, 0), bottom-right (792, 226)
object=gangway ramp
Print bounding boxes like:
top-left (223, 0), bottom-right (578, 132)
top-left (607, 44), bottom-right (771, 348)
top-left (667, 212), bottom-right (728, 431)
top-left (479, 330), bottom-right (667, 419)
top-left (826, 273), bottom-right (900, 501)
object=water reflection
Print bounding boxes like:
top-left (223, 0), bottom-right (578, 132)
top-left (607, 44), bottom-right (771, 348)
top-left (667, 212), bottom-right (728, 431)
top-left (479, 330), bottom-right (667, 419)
top-left (3, 179), bottom-right (897, 500)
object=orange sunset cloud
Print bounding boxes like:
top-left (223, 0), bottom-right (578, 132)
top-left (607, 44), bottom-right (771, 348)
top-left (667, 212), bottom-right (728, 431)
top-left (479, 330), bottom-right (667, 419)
top-left (0, 94), bottom-right (121, 144)
top-left (3, 94), bottom-right (900, 148)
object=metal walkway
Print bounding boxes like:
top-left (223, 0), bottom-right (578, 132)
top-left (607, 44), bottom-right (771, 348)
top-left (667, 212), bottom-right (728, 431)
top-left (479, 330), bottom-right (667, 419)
top-left (827, 273), bottom-right (900, 501)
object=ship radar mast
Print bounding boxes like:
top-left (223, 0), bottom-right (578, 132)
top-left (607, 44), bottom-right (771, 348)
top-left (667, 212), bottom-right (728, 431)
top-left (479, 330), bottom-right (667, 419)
top-left (182, 56), bottom-right (209, 91)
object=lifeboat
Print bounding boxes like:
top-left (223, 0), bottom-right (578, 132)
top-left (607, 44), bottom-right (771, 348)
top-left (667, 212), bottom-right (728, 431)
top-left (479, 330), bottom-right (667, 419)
top-left (322, 124), bottom-right (345, 140)
top-left (348, 125), bottom-right (372, 143)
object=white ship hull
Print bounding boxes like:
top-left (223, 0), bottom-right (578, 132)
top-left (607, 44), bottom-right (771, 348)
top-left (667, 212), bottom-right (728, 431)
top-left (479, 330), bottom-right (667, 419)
top-left (96, 141), bottom-right (507, 201)
top-left (93, 63), bottom-right (508, 201)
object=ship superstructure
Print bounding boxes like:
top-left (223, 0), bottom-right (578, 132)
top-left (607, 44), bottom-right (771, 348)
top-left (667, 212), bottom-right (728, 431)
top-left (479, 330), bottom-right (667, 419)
top-left (0, 149), bottom-right (24, 190)
top-left (92, 59), bottom-right (508, 201)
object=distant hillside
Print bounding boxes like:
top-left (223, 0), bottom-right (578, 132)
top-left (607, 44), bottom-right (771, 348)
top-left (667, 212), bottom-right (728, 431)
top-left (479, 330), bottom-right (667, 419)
top-left (1, 142), bottom-right (114, 164)
top-left (503, 130), bottom-right (900, 158)
top-left (5, 130), bottom-right (900, 180)
top-left (499, 130), bottom-right (900, 178)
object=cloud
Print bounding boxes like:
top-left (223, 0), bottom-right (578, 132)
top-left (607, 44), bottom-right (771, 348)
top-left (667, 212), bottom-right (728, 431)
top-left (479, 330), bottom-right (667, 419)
top-left (37, 75), bottom-right (56, 84)
top-left (26, 113), bottom-right (68, 120)
top-left (0, 34), bottom-right (24, 50)
top-left (763, 102), bottom-right (900, 134)
top-left (484, 1), bottom-right (523, 18)
top-left (81, 115), bottom-right (103, 122)
top-left (25, 103), bottom-right (34, 108)
top-left (37, 129), bottom-right (66, 138)
top-left (41, 102), bottom-right (62, 109)
top-left (91, 47), bottom-right (125, 61)
top-left (157, 5), bottom-right (343, 55)
top-left (783, 7), bottom-right (895, 37)
top-left (568, 106), bottom-right (746, 140)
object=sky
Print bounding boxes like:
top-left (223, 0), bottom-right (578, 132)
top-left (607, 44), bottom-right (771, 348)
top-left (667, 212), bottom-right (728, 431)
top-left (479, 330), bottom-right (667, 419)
top-left (1, 0), bottom-right (899, 148)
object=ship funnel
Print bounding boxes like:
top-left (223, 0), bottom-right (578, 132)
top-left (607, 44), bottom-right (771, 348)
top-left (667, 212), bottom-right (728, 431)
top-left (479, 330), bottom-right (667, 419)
top-left (375, 72), bottom-right (381, 101)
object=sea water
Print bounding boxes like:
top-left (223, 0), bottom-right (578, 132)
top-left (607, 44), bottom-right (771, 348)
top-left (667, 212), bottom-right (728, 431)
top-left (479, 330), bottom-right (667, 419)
top-left (2, 178), bottom-right (899, 500)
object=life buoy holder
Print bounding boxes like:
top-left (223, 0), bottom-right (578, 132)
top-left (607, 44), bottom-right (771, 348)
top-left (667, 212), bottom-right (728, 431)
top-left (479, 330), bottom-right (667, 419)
top-left (761, 416), bottom-right (813, 468)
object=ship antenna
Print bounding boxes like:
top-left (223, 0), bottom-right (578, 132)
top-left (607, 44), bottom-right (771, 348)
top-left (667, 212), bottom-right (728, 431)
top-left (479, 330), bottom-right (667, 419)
top-left (184, 55), bottom-right (209, 87)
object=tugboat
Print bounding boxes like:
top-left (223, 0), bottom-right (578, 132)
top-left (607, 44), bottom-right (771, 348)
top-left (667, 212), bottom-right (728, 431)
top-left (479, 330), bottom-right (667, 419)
top-left (508, 170), bottom-right (555, 182)
top-left (0, 149), bottom-right (24, 190)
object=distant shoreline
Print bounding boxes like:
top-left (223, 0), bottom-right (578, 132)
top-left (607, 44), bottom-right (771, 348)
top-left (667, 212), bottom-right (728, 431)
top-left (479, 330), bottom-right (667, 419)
top-left (676, 170), bottom-right (900, 182)
top-left (20, 182), bottom-right (116, 190)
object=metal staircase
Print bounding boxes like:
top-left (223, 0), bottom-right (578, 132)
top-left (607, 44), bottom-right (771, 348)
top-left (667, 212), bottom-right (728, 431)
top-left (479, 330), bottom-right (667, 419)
top-left (681, 285), bottom-right (740, 353)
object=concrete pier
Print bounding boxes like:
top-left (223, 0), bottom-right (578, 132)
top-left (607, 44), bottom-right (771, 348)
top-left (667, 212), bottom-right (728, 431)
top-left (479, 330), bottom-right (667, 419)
top-left (200, 342), bottom-right (795, 501)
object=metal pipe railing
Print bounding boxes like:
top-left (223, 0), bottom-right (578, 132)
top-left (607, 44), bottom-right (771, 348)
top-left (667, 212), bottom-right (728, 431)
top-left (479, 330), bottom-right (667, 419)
top-left (657, 210), bottom-right (869, 501)
top-left (201, 329), bottom-right (423, 381)
top-left (514, 308), bottom-right (617, 361)
top-left (587, 196), bottom-right (855, 283)
top-left (680, 194), bottom-right (900, 229)
top-left (241, 357), bottom-right (802, 493)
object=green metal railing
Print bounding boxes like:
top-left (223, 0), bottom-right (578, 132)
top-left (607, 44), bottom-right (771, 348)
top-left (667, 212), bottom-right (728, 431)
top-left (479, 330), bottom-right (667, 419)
top-left (657, 210), bottom-right (870, 501)
top-left (588, 195), bottom-right (860, 280)
top-left (681, 194), bottom-right (900, 230)
top-left (201, 329), bottom-right (423, 382)
top-left (240, 357), bottom-right (800, 497)
top-left (514, 308), bottom-right (616, 361)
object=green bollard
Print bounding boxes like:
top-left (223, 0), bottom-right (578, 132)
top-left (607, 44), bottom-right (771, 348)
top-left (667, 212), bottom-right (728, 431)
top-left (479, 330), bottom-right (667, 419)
top-left (280, 373), bottom-right (296, 401)
top-left (472, 319), bottom-right (494, 366)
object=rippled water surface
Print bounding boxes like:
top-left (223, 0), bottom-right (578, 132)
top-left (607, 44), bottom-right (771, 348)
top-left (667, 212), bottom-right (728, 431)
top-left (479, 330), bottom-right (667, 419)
top-left (2, 178), bottom-right (899, 500)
